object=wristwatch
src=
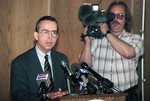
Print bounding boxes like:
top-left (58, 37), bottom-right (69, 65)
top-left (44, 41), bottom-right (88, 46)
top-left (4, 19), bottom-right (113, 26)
top-left (105, 30), bottom-right (111, 37)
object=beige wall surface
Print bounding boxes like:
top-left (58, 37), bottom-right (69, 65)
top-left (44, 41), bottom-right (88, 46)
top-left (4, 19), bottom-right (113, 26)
top-left (0, 0), bottom-right (49, 100)
top-left (0, 0), bottom-right (149, 101)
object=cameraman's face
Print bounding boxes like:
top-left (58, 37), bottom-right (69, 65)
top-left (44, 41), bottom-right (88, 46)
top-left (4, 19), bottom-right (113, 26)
top-left (109, 5), bottom-right (126, 35)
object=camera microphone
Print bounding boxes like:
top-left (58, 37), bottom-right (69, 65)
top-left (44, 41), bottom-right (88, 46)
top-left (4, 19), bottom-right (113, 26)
top-left (83, 14), bottom-right (97, 26)
top-left (78, 5), bottom-right (92, 20)
top-left (78, 4), bottom-right (97, 26)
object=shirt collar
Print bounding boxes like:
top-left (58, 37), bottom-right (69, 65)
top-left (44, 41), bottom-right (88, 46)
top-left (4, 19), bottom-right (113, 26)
top-left (35, 44), bottom-right (51, 61)
top-left (118, 29), bottom-right (126, 38)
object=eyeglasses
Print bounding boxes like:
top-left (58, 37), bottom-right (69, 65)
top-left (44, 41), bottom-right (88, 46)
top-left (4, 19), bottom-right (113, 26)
top-left (39, 30), bottom-right (58, 38)
top-left (114, 13), bottom-right (125, 20)
top-left (110, 13), bottom-right (125, 20)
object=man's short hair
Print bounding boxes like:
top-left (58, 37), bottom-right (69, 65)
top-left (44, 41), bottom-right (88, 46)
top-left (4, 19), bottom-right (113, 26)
top-left (35, 16), bottom-right (59, 33)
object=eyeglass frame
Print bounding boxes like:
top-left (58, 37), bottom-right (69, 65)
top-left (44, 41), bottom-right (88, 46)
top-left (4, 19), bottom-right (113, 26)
top-left (39, 29), bottom-right (58, 38)
top-left (110, 13), bottom-right (125, 20)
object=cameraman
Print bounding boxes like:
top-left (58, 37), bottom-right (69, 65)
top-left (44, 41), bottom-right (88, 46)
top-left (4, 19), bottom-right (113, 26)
top-left (79, 1), bottom-right (144, 101)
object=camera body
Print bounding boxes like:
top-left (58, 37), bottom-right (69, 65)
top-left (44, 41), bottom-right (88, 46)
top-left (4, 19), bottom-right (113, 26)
top-left (79, 4), bottom-right (115, 39)
top-left (86, 26), bottom-right (104, 39)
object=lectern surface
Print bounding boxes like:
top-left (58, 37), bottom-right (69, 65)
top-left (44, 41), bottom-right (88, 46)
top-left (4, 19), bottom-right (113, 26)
top-left (51, 93), bottom-right (128, 101)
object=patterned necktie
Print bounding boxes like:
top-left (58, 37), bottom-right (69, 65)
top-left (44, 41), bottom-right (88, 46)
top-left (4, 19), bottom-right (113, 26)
top-left (44, 54), bottom-right (54, 92)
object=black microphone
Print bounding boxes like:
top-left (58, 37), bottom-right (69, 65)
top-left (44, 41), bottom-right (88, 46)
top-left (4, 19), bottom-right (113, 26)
top-left (36, 71), bottom-right (51, 94)
top-left (78, 4), bottom-right (97, 26)
top-left (71, 63), bottom-right (88, 82)
top-left (71, 63), bottom-right (97, 94)
top-left (83, 14), bottom-right (98, 26)
top-left (60, 60), bottom-right (80, 87)
top-left (80, 62), bottom-right (114, 88)
top-left (78, 5), bottom-right (92, 20)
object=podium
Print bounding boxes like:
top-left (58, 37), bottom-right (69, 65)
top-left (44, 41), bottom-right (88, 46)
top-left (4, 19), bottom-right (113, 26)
top-left (51, 93), bottom-right (128, 101)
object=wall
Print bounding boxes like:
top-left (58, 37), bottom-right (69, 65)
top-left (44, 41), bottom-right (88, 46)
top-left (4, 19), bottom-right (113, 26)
top-left (144, 0), bottom-right (150, 100)
top-left (0, 0), bottom-right (50, 100)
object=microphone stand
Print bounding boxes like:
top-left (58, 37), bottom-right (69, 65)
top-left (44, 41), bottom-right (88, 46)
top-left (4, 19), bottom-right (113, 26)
top-left (65, 73), bottom-right (79, 96)
top-left (39, 82), bottom-right (48, 101)
top-left (80, 80), bottom-right (88, 95)
top-left (41, 89), bottom-right (47, 101)
top-left (96, 81), bottom-right (104, 94)
top-left (66, 75), bottom-right (71, 94)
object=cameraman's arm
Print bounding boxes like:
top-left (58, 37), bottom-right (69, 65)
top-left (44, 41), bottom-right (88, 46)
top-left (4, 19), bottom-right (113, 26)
top-left (100, 23), bottom-right (135, 59)
top-left (106, 33), bottom-right (135, 59)
top-left (79, 27), bottom-right (93, 67)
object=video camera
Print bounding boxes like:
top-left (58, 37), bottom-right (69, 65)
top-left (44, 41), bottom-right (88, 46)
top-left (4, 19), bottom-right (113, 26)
top-left (78, 4), bottom-right (115, 39)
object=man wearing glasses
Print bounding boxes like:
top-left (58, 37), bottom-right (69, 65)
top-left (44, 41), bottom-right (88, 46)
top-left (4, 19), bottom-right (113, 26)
top-left (11, 16), bottom-right (75, 101)
top-left (79, 1), bottom-right (144, 101)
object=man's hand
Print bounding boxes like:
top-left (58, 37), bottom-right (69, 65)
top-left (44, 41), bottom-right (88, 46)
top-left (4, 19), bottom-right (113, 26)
top-left (98, 23), bottom-right (109, 35)
top-left (46, 88), bottom-right (68, 99)
top-left (82, 27), bottom-right (93, 43)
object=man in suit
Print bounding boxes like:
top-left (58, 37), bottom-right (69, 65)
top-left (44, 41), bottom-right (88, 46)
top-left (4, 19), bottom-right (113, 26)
top-left (11, 16), bottom-right (75, 101)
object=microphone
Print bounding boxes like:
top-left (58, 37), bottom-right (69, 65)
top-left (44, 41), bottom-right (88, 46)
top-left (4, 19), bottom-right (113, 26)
top-left (36, 71), bottom-right (51, 93)
top-left (60, 60), bottom-right (72, 76)
top-left (78, 4), bottom-right (97, 26)
top-left (80, 62), bottom-right (123, 93)
top-left (80, 62), bottom-right (114, 88)
top-left (71, 63), bottom-right (97, 94)
top-left (83, 14), bottom-right (97, 26)
top-left (78, 4), bottom-right (92, 20)
top-left (60, 60), bottom-right (80, 87)
top-left (71, 63), bottom-right (88, 82)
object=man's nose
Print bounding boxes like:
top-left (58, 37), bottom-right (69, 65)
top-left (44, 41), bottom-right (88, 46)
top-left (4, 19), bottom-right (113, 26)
top-left (48, 33), bottom-right (52, 38)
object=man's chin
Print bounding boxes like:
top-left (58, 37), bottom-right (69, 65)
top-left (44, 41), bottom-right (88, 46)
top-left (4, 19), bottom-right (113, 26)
top-left (45, 46), bottom-right (53, 51)
top-left (111, 25), bottom-right (120, 30)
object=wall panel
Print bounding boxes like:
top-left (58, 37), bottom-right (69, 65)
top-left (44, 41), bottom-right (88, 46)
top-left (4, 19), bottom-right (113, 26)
top-left (0, 0), bottom-right (49, 100)
top-left (144, 0), bottom-right (150, 100)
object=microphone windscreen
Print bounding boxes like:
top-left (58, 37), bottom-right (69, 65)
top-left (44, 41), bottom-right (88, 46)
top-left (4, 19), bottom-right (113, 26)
top-left (36, 73), bottom-right (50, 88)
top-left (71, 63), bottom-right (81, 74)
top-left (83, 14), bottom-right (97, 26)
top-left (80, 62), bottom-right (89, 69)
top-left (60, 60), bottom-right (67, 68)
top-left (78, 5), bottom-right (92, 20)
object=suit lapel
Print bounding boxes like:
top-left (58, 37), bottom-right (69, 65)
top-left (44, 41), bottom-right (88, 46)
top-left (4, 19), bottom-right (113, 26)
top-left (28, 47), bottom-right (43, 81)
top-left (50, 50), bottom-right (61, 83)
top-left (51, 50), bottom-right (56, 81)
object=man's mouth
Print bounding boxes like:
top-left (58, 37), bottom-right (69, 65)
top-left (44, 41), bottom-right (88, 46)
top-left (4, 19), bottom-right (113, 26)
top-left (46, 42), bottom-right (52, 45)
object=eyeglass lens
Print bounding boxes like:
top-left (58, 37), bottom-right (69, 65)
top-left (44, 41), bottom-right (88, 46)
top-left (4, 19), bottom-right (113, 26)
top-left (115, 13), bottom-right (124, 20)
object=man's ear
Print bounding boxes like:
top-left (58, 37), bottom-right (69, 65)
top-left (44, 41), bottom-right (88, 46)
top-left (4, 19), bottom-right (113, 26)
top-left (34, 32), bottom-right (38, 40)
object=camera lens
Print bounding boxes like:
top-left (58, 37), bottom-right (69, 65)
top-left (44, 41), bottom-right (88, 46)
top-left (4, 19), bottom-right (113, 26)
top-left (88, 26), bottom-right (100, 36)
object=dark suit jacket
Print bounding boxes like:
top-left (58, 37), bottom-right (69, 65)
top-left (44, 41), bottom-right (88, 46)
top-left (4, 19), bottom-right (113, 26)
top-left (11, 47), bottom-right (75, 101)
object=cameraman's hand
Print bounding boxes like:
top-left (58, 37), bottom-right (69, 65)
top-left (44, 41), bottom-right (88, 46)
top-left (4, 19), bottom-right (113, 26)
top-left (98, 23), bottom-right (109, 35)
top-left (82, 27), bottom-right (93, 43)
top-left (46, 88), bottom-right (68, 99)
